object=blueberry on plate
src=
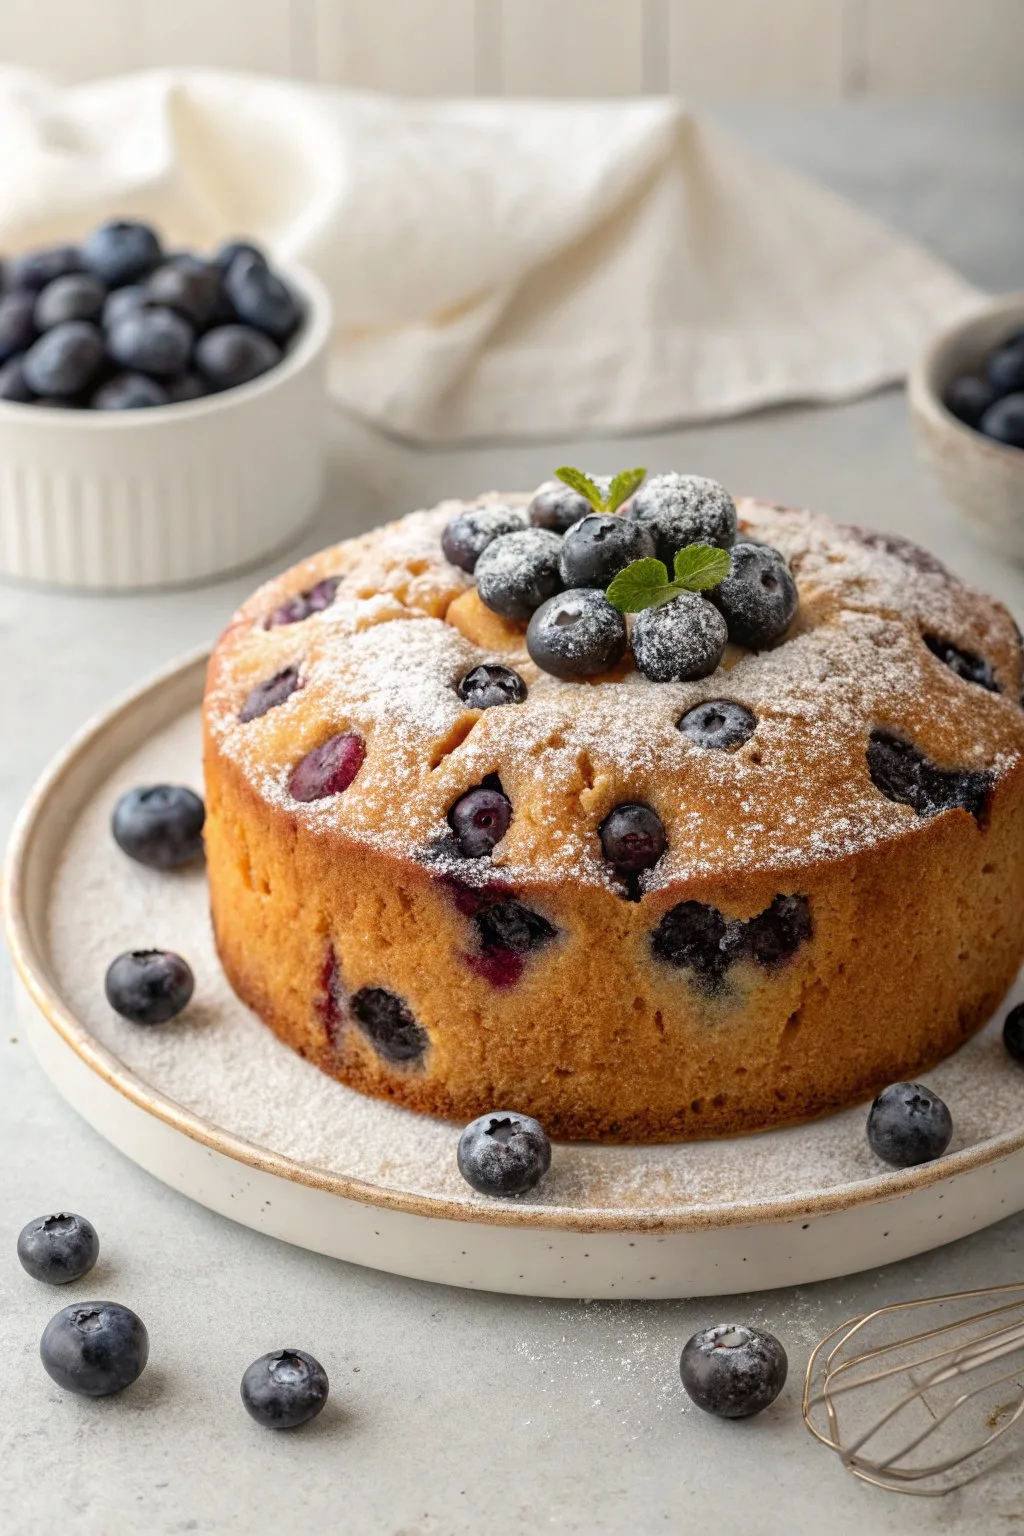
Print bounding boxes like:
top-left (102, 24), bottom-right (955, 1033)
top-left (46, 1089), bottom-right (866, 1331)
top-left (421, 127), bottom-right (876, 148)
top-left (448, 785), bottom-right (512, 858)
top-left (710, 542), bottom-right (798, 649)
top-left (475, 528), bottom-right (563, 621)
top-left (599, 803), bottom-right (666, 874)
top-left (0, 290), bottom-right (37, 362)
top-left (866, 1081), bottom-right (953, 1167)
top-left (17, 1213), bottom-right (99, 1285)
top-left (105, 950), bottom-right (195, 1025)
top-left (34, 274), bottom-right (106, 331)
top-left (108, 306), bottom-right (194, 379)
top-left (224, 253), bottom-right (300, 343)
top-left (241, 1349), bottom-right (328, 1429)
top-left (22, 321), bottom-right (105, 397)
top-left (1004, 1002), bottom-right (1024, 1063)
top-left (944, 374), bottom-right (998, 429)
top-left (0, 355), bottom-right (34, 402)
top-left (627, 473), bottom-right (737, 564)
top-left (987, 337), bottom-right (1024, 396)
top-left (457, 664), bottom-right (527, 709)
top-left (40, 1301), bottom-right (148, 1396)
top-left (457, 1111), bottom-right (551, 1197)
top-left (6, 244), bottom-right (82, 293)
top-left (144, 259), bottom-right (221, 329)
top-left (82, 219), bottom-right (163, 287)
top-left (441, 505), bottom-right (528, 574)
top-left (631, 592), bottom-right (727, 682)
top-left (92, 372), bottom-right (169, 410)
top-left (559, 514), bottom-right (654, 589)
top-left (680, 1324), bottom-right (787, 1418)
top-left (527, 588), bottom-right (627, 678)
top-left (194, 324), bottom-right (281, 390)
top-left (527, 479), bottom-right (592, 533)
top-left (112, 784), bottom-right (205, 868)
top-left (679, 699), bottom-right (757, 751)
top-left (980, 394), bottom-right (1024, 450)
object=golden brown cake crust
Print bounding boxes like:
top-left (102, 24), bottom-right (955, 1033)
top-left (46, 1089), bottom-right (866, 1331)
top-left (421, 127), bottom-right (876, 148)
top-left (202, 497), bottom-right (1024, 1142)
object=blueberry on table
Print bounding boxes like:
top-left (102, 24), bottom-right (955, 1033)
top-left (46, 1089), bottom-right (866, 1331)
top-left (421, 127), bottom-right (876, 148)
top-left (475, 528), bottom-right (564, 621)
top-left (92, 372), bottom-right (169, 410)
top-left (108, 305), bottom-right (194, 379)
top-left (194, 324), bottom-right (281, 389)
top-left (40, 1301), bottom-right (148, 1396)
top-left (944, 374), bottom-right (998, 429)
top-left (145, 258), bottom-right (221, 329)
top-left (112, 784), bottom-right (205, 868)
top-left (82, 219), bottom-right (163, 287)
top-left (987, 337), bottom-right (1024, 396)
top-left (599, 803), bottom-right (666, 875)
top-left (679, 699), bottom-right (757, 750)
top-left (34, 274), bottom-right (106, 330)
top-left (441, 505), bottom-right (528, 573)
top-left (627, 473), bottom-right (737, 564)
top-left (457, 1111), bottom-right (551, 1197)
top-left (448, 785), bottom-right (512, 858)
top-left (680, 1324), bottom-right (787, 1418)
top-left (980, 394), bottom-right (1024, 450)
top-left (0, 355), bottom-right (33, 402)
top-left (17, 1213), bottom-right (99, 1285)
top-left (867, 1081), bottom-right (953, 1167)
top-left (528, 479), bottom-right (592, 533)
top-left (22, 321), bottom-right (105, 397)
top-left (631, 592), bottom-right (727, 682)
top-left (710, 542), bottom-right (798, 650)
top-left (527, 588), bottom-right (627, 678)
top-left (241, 1349), bottom-right (328, 1429)
top-left (559, 513), bottom-right (654, 589)
top-left (457, 664), bottom-right (527, 709)
top-left (224, 252), bottom-right (300, 342)
top-left (1004, 1003), bottom-right (1024, 1063)
top-left (0, 290), bottom-right (37, 362)
top-left (6, 244), bottom-right (82, 293)
top-left (105, 950), bottom-right (195, 1025)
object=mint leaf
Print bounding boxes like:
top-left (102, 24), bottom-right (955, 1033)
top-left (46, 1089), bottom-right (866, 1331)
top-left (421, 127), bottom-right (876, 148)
top-left (606, 467), bottom-right (646, 513)
top-left (555, 465), bottom-right (605, 511)
top-left (672, 544), bottom-right (730, 592)
top-left (606, 557), bottom-right (677, 614)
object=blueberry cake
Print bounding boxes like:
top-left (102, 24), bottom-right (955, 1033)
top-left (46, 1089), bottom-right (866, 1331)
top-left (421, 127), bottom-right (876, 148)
top-left (203, 473), bottom-right (1024, 1141)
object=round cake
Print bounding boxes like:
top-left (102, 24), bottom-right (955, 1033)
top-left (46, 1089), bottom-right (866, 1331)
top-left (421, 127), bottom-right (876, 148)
top-left (203, 475), bottom-right (1024, 1142)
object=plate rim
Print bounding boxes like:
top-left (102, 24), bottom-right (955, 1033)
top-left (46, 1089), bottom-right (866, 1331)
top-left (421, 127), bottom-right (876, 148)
top-left (6, 647), bottom-right (1024, 1235)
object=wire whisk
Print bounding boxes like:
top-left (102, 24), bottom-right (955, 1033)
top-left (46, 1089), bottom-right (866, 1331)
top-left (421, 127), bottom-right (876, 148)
top-left (802, 1281), bottom-right (1024, 1496)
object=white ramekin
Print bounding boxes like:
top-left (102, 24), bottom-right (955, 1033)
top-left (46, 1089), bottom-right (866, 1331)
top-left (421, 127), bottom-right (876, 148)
top-left (0, 262), bottom-right (332, 590)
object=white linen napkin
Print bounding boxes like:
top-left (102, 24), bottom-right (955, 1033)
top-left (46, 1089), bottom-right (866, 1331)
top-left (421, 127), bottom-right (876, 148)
top-left (0, 67), bottom-right (983, 444)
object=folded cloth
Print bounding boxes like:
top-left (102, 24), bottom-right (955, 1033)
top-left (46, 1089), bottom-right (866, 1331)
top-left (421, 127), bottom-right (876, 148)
top-left (0, 67), bottom-right (982, 444)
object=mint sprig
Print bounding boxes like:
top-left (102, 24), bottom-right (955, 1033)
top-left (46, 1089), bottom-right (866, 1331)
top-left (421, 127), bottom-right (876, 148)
top-left (555, 464), bottom-right (646, 514)
top-left (606, 543), bottom-right (730, 614)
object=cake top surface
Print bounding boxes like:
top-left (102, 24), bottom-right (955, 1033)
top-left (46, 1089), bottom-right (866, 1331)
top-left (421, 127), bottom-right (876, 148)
top-left (204, 493), bottom-right (1024, 893)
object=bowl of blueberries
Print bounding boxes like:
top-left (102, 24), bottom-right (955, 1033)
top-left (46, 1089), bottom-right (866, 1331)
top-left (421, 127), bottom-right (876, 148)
top-left (0, 218), bottom-right (331, 589)
top-left (909, 293), bottom-right (1024, 562)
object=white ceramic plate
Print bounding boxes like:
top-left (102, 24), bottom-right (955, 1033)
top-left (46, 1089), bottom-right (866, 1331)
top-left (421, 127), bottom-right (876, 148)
top-left (6, 651), bottom-right (1024, 1299)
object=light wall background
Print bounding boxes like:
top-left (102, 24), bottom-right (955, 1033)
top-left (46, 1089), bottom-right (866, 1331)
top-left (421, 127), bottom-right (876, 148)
top-left (0, 0), bottom-right (1021, 98)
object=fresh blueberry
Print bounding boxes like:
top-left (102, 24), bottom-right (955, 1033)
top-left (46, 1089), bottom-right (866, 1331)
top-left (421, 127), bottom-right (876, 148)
top-left (476, 529), bottom-right (563, 621)
top-left (102, 284), bottom-right (147, 331)
top-left (164, 371), bottom-right (209, 404)
top-left (449, 785), bottom-right (512, 858)
top-left (980, 393), bottom-right (1024, 449)
top-left (1003, 1002), bottom-right (1024, 1062)
top-left (267, 575), bottom-right (341, 628)
top-left (0, 291), bottom-right (37, 362)
top-left (526, 588), bottom-right (627, 678)
top-left (0, 355), bottom-right (33, 402)
top-left (239, 665), bottom-right (302, 723)
top-left (599, 803), bottom-right (666, 874)
top-left (631, 592), bottom-right (727, 682)
top-left (289, 732), bottom-right (366, 801)
top-left (105, 950), bottom-right (195, 1025)
top-left (22, 321), bottom-right (104, 397)
top-left (945, 374), bottom-right (998, 428)
top-left (240, 1349), bottom-right (328, 1429)
top-left (41, 1302), bottom-right (149, 1396)
top-left (34, 274), bottom-right (106, 330)
top-left (108, 306), bottom-right (194, 378)
top-left (457, 664), bottom-right (527, 709)
top-left (351, 987), bottom-right (429, 1064)
top-left (457, 1111), bottom-right (551, 1197)
top-left (224, 253), bottom-right (300, 343)
top-left (112, 784), bottom-right (205, 868)
top-left (679, 699), bottom-right (757, 750)
top-left (923, 634), bottom-right (998, 692)
top-left (17, 1213), bottom-right (99, 1285)
top-left (194, 324), bottom-right (280, 389)
top-left (215, 239), bottom-right (267, 273)
top-left (144, 258), bottom-right (221, 328)
top-left (680, 1324), bottom-right (787, 1418)
top-left (6, 244), bottom-right (82, 293)
top-left (441, 505), bottom-right (528, 573)
top-left (710, 542), bottom-right (798, 649)
top-left (82, 220), bottom-right (162, 287)
top-left (528, 479), bottom-right (592, 533)
top-left (91, 372), bottom-right (169, 410)
top-left (867, 730), bottom-right (993, 821)
top-left (559, 514), bottom-right (655, 589)
top-left (867, 1081), bottom-right (953, 1167)
top-left (987, 338), bottom-right (1024, 396)
top-left (627, 473), bottom-right (736, 564)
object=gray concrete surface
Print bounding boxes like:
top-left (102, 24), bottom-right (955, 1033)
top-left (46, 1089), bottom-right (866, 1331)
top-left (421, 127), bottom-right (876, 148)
top-left (2, 101), bottom-right (1024, 1535)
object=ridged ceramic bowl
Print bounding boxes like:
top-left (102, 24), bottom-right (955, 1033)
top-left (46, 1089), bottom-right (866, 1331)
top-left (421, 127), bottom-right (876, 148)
top-left (909, 292), bottom-right (1024, 563)
top-left (0, 263), bottom-right (332, 591)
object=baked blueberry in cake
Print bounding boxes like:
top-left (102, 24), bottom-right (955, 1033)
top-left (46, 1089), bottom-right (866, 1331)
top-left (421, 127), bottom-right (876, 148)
top-left (203, 468), bottom-right (1024, 1142)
